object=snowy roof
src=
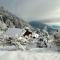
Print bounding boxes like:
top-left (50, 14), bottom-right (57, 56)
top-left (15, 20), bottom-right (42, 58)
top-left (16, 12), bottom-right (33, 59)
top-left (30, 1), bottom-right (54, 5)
top-left (4, 28), bottom-right (24, 37)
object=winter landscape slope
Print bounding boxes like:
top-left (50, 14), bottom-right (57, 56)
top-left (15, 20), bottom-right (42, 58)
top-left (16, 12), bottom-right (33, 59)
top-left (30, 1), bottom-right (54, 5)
top-left (0, 7), bottom-right (60, 60)
top-left (0, 7), bottom-right (30, 30)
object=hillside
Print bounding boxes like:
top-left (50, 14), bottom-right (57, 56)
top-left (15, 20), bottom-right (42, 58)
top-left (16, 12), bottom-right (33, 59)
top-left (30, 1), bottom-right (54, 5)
top-left (0, 7), bottom-right (30, 30)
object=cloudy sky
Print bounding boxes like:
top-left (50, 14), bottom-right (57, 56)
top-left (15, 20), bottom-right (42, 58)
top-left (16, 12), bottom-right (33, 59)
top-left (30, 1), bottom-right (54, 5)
top-left (0, 0), bottom-right (60, 22)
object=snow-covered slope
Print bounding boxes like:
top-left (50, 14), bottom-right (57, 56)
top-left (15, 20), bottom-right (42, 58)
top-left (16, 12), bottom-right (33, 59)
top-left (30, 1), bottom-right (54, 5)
top-left (0, 51), bottom-right (60, 60)
top-left (0, 7), bottom-right (31, 29)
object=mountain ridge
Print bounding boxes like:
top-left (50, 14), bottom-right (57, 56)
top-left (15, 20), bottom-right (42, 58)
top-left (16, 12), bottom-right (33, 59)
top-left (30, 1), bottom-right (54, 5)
top-left (29, 20), bottom-right (59, 34)
top-left (0, 7), bottom-right (31, 30)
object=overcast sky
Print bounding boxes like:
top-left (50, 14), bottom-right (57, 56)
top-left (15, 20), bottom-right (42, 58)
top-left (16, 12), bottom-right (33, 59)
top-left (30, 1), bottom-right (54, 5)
top-left (0, 0), bottom-right (60, 22)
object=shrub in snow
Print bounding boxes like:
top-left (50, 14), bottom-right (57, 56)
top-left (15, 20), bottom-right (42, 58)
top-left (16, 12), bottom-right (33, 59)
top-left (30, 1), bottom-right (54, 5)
top-left (53, 31), bottom-right (60, 50)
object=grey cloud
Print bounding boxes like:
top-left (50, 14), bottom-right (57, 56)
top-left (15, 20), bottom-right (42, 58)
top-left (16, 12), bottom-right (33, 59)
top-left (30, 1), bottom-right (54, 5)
top-left (0, 0), bottom-right (60, 21)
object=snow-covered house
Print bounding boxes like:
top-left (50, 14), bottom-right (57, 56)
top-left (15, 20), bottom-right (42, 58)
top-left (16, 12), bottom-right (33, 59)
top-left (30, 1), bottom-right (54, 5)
top-left (4, 28), bottom-right (25, 38)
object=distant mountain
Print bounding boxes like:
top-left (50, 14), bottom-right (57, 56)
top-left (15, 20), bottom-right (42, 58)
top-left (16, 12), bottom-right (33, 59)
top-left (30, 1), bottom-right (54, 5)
top-left (48, 25), bottom-right (60, 29)
top-left (29, 21), bottom-right (47, 30)
top-left (0, 7), bottom-right (30, 30)
top-left (29, 21), bottom-right (59, 34)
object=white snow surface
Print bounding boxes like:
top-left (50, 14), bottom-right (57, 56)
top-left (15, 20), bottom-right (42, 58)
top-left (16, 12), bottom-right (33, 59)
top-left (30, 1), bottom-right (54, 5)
top-left (0, 50), bottom-right (60, 60)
